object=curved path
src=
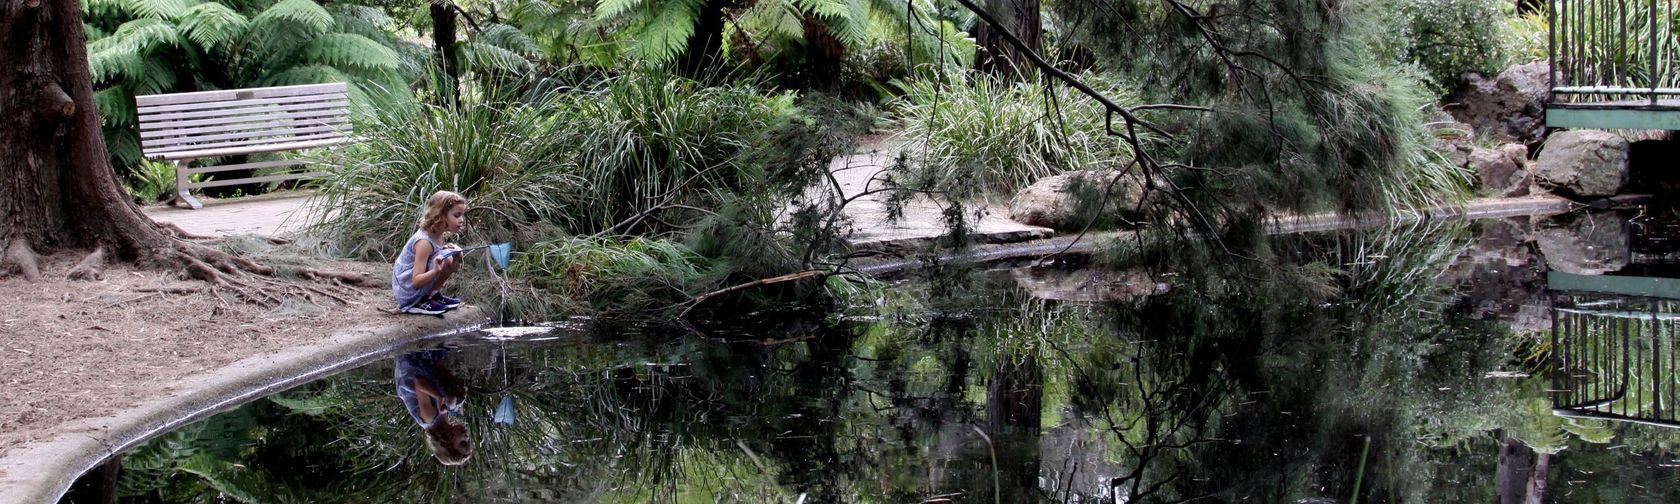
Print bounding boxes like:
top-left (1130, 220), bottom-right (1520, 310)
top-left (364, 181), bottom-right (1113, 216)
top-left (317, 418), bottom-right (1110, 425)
top-left (0, 307), bottom-right (493, 503)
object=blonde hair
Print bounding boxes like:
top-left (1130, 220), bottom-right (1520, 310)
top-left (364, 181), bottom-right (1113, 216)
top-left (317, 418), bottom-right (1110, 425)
top-left (424, 415), bottom-right (473, 466)
top-left (419, 191), bottom-right (468, 234)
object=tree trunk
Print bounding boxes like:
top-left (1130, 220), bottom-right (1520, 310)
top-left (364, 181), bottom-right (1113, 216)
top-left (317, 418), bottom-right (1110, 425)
top-left (973, 0), bottom-right (1040, 79)
top-left (1, 0), bottom-right (274, 285)
top-left (431, 0), bottom-right (460, 101)
top-left (1495, 436), bottom-right (1540, 504)
top-left (801, 15), bottom-right (845, 91)
top-left (678, 0), bottom-right (728, 83)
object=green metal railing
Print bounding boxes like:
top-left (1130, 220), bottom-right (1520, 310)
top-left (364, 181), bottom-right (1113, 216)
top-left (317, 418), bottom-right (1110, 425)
top-left (1550, 294), bottom-right (1680, 428)
top-left (1550, 0), bottom-right (1680, 105)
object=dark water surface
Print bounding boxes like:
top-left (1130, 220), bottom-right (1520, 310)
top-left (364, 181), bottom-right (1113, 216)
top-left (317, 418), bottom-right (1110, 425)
top-left (69, 210), bottom-right (1680, 503)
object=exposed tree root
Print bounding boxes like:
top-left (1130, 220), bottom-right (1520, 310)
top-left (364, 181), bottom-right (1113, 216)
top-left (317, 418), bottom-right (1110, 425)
top-left (299, 268), bottom-right (378, 287)
top-left (3, 239), bottom-right (41, 281)
top-left (67, 243), bottom-right (106, 280)
top-left (154, 220), bottom-right (212, 240)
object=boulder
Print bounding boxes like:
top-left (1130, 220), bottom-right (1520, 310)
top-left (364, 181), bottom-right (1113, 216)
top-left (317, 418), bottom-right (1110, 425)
top-left (1534, 130), bottom-right (1629, 197)
top-left (1446, 62), bottom-right (1550, 147)
top-left (1535, 212), bottom-right (1630, 275)
top-left (1429, 121), bottom-right (1476, 169)
top-left (1007, 170), bottom-right (1146, 231)
top-left (1499, 143), bottom-right (1529, 165)
top-left (1470, 147), bottom-right (1531, 197)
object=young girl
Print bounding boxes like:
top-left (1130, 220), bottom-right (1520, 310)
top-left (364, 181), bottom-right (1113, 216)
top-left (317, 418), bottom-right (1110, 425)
top-left (392, 190), bottom-right (467, 315)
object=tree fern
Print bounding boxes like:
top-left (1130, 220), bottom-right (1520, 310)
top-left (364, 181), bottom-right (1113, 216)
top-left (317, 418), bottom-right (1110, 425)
top-left (179, 2), bottom-right (249, 49)
top-left (478, 23), bottom-right (540, 56)
top-left (594, 0), bottom-right (647, 22)
top-left (462, 40), bottom-right (533, 73)
top-left (637, 0), bottom-right (700, 64)
top-left (303, 33), bottom-right (401, 73)
top-left (251, 0), bottom-right (335, 35)
top-left (125, 0), bottom-right (187, 20)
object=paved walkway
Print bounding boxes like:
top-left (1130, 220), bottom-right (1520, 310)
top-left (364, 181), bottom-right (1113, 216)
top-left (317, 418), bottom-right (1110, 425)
top-left (143, 191), bottom-right (320, 238)
top-left (819, 144), bottom-right (1052, 249)
top-left (144, 149), bottom-right (1054, 248)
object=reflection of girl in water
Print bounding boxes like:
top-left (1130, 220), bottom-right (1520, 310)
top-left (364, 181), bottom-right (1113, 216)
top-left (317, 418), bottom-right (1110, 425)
top-left (395, 348), bottom-right (472, 465)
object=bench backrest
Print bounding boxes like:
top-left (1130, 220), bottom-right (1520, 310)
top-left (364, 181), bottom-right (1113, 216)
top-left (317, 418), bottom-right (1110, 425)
top-left (136, 83), bottom-right (352, 161)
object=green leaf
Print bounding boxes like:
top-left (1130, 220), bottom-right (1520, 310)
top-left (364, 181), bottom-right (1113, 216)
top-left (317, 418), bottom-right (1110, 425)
top-left (303, 33), bottom-right (401, 72)
top-left (637, 0), bottom-right (698, 64)
top-left (252, 0), bottom-right (335, 35)
top-left (125, 0), bottom-right (188, 20)
top-left (594, 0), bottom-right (646, 22)
top-left (179, 2), bottom-right (250, 49)
top-left (258, 64), bottom-right (356, 88)
top-left (477, 23), bottom-right (540, 56)
top-left (462, 40), bottom-right (533, 73)
top-left (94, 86), bottom-right (136, 127)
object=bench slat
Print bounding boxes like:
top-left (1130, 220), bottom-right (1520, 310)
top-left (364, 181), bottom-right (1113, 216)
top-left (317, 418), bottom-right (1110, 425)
top-left (138, 99), bottom-right (350, 123)
top-left (186, 171), bottom-right (329, 190)
top-left (180, 158), bottom-right (314, 175)
top-left (142, 124), bottom-right (347, 151)
top-left (140, 115), bottom-right (348, 141)
top-left (138, 93), bottom-right (349, 115)
top-left (146, 132), bottom-right (349, 157)
top-left (135, 83), bottom-right (347, 107)
top-left (148, 137), bottom-right (351, 161)
top-left (149, 136), bottom-right (349, 160)
top-left (139, 108), bottom-right (347, 132)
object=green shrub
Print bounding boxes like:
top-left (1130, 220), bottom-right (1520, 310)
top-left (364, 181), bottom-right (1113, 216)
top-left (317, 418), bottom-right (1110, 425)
top-left (312, 93), bottom-right (582, 260)
top-left (892, 75), bottom-right (1144, 201)
top-left (510, 236), bottom-right (709, 318)
top-left (1395, 0), bottom-right (1507, 93)
top-left (551, 75), bottom-right (820, 235)
top-left (124, 160), bottom-right (210, 204)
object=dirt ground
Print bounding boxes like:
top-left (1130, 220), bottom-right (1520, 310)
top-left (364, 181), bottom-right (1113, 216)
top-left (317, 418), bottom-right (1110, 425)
top-left (0, 250), bottom-right (395, 457)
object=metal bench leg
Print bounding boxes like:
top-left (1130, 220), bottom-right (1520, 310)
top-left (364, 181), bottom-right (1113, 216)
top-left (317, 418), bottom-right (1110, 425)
top-left (171, 160), bottom-right (203, 210)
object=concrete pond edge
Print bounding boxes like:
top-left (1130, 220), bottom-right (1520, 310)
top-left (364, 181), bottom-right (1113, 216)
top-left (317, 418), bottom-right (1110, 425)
top-left (0, 306), bottom-right (496, 504)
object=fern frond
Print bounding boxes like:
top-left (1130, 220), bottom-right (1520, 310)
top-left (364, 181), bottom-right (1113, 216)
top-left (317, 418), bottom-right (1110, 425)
top-left (85, 23), bottom-right (109, 41)
top-left (180, 2), bottom-right (250, 49)
top-left (477, 23), bottom-right (539, 56)
top-left (252, 0), bottom-right (334, 35)
top-left (88, 19), bottom-right (178, 84)
top-left (104, 127), bottom-right (144, 171)
top-left (258, 64), bottom-right (356, 88)
top-left (462, 40), bottom-right (533, 73)
top-left (739, 1), bottom-right (804, 42)
top-left (594, 0), bottom-right (647, 22)
top-left (94, 86), bottom-right (136, 127)
top-left (83, 0), bottom-right (127, 18)
top-left (125, 0), bottom-right (188, 20)
top-left (637, 0), bottom-right (699, 64)
top-left (132, 58), bottom-right (180, 95)
top-left (302, 33), bottom-right (401, 72)
top-left (330, 4), bottom-right (391, 26)
top-left (111, 18), bottom-right (182, 52)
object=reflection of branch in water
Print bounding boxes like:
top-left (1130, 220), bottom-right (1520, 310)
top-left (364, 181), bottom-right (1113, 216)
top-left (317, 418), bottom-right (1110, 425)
top-left (1047, 337), bottom-right (1223, 503)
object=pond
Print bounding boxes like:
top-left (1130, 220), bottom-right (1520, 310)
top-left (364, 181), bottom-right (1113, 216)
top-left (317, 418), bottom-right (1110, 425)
top-left (66, 209), bottom-right (1680, 503)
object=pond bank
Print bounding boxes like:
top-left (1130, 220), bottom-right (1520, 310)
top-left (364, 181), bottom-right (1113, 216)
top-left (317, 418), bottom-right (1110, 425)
top-left (0, 299), bottom-right (492, 504)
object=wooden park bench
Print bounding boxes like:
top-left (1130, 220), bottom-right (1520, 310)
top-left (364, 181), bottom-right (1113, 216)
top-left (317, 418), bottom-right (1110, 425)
top-left (136, 83), bottom-right (353, 209)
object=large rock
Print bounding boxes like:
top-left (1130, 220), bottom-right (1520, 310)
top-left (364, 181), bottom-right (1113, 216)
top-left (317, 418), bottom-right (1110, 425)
top-left (1535, 212), bottom-right (1630, 275)
top-left (1534, 130), bottom-right (1629, 196)
top-left (1470, 146), bottom-right (1531, 197)
top-left (1007, 170), bottom-right (1146, 231)
top-left (1446, 62), bottom-right (1550, 147)
top-left (1430, 122), bottom-right (1476, 169)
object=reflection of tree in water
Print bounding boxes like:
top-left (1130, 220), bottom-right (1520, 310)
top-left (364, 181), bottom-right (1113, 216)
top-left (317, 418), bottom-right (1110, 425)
top-left (102, 219), bottom-right (1680, 502)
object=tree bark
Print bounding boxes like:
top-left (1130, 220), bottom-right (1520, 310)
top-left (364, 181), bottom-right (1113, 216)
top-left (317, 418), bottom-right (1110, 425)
top-left (0, 0), bottom-right (272, 285)
top-left (801, 15), bottom-right (845, 91)
top-left (974, 0), bottom-right (1040, 79)
top-left (431, 0), bottom-right (460, 102)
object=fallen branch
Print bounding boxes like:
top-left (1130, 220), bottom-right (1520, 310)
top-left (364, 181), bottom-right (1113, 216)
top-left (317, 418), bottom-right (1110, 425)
top-left (679, 270), bottom-right (828, 318)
